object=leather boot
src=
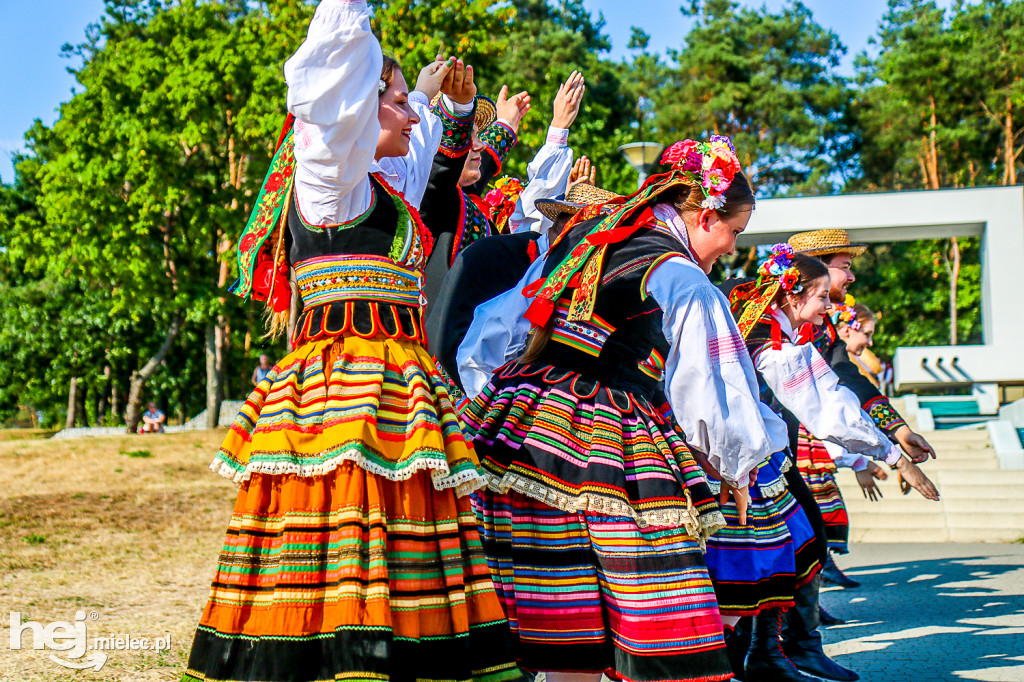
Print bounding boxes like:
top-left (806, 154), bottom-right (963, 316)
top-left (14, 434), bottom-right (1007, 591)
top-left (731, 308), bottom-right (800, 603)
top-left (783, 575), bottom-right (859, 681)
top-left (725, 619), bottom-right (751, 681)
top-left (744, 608), bottom-right (821, 682)
top-left (819, 604), bottom-right (846, 626)
top-left (821, 554), bottom-right (860, 589)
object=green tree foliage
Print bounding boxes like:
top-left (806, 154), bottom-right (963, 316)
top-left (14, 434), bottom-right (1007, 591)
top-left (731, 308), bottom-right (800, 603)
top-left (2, 0), bottom-right (1019, 424)
top-left (653, 0), bottom-right (856, 196)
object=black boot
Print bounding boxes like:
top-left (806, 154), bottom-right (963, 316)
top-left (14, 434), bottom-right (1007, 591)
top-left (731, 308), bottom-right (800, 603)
top-left (725, 618), bottom-right (751, 681)
top-left (744, 608), bottom-right (821, 682)
top-left (783, 575), bottom-right (859, 681)
top-left (818, 604), bottom-right (846, 626)
top-left (821, 554), bottom-right (860, 589)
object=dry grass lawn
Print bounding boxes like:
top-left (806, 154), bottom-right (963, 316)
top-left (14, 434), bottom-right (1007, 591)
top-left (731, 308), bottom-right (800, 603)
top-left (0, 430), bottom-right (236, 681)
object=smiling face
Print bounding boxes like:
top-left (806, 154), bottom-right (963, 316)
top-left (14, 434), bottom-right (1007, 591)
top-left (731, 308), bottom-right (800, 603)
top-left (376, 69), bottom-right (419, 159)
top-left (823, 253), bottom-right (856, 303)
top-left (685, 207), bottom-right (754, 274)
top-left (786, 275), bottom-right (832, 327)
top-left (459, 125), bottom-right (485, 187)
top-left (840, 318), bottom-right (876, 355)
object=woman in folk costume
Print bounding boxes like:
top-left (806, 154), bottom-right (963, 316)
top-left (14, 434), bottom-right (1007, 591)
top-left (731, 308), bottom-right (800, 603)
top-left (461, 137), bottom-right (790, 682)
top-left (724, 247), bottom-right (923, 682)
top-left (795, 299), bottom-right (884, 587)
top-left (181, 3), bottom-right (524, 681)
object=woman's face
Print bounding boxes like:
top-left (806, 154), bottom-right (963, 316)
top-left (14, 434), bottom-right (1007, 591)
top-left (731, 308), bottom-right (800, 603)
top-left (840, 318), bottom-right (876, 355)
top-left (376, 70), bottom-right (419, 159)
top-left (686, 207), bottom-right (753, 274)
top-left (788, 275), bottom-right (832, 326)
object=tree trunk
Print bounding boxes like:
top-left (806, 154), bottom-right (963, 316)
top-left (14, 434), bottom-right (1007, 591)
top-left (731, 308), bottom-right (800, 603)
top-left (926, 94), bottom-right (941, 190)
top-left (111, 381), bottom-right (122, 426)
top-left (1005, 98), bottom-right (1017, 185)
top-left (78, 382), bottom-right (90, 427)
top-left (125, 316), bottom-right (184, 434)
top-left (97, 365), bottom-right (111, 425)
top-left (66, 377), bottom-right (79, 430)
top-left (949, 237), bottom-right (961, 345)
top-left (205, 324), bottom-right (224, 429)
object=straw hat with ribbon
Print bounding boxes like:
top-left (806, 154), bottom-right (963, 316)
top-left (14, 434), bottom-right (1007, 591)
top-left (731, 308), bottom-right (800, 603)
top-left (730, 243), bottom-right (804, 339)
top-left (788, 229), bottom-right (867, 258)
top-left (535, 183), bottom-right (621, 222)
top-left (523, 135), bottom-right (744, 329)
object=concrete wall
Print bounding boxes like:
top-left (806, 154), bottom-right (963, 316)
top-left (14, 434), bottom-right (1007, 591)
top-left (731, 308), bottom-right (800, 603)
top-left (740, 186), bottom-right (1024, 391)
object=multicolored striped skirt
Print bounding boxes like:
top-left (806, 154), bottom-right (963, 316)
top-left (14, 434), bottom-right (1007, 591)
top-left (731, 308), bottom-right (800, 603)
top-left (463, 362), bottom-right (732, 682)
top-left (182, 333), bottom-right (523, 682)
top-left (702, 452), bottom-right (821, 616)
top-left (796, 426), bottom-right (850, 554)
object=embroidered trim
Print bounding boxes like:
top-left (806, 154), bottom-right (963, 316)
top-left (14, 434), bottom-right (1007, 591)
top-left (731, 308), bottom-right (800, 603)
top-left (294, 256), bottom-right (421, 308)
top-left (865, 396), bottom-right (907, 434)
top-left (640, 251), bottom-right (688, 301)
top-left (638, 348), bottom-right (666, 381)
top-left (232, 128), bottom-right (296, 299)
top-left (433, 97), bottom-right (475, 158)
top-left (292, 299), bottom-right (425, 347)
top-left (550, 299), bottom-right (616, 357)
top-left (479, 121), bottom-right (517, 174)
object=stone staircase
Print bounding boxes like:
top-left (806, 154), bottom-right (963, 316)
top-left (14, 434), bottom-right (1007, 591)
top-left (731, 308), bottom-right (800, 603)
top-left (837, 426), bottom-right (1024, 543)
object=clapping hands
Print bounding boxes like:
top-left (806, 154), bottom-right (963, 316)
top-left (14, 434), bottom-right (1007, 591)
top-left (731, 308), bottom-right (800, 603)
top-left (551, 70), bottom-right (586, 129)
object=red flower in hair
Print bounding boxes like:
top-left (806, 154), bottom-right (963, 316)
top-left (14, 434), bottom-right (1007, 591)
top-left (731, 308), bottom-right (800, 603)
top-left (661, 139), bottom-right (699, 166)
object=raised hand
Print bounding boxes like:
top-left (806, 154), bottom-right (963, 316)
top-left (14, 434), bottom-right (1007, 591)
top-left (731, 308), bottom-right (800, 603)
top-left (495, 85), bottom-right (532, 132)
top-left (415, 54), bottom-right (455, 101)
top-left (551, 70), bottom-right (586, 129)
top-left (567, 156), bottom-right (596, 191)
top-left (440, 58), bottom-right (476, 105)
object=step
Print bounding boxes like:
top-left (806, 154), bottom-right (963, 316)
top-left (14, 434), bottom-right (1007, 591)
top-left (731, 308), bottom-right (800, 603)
top-left (946, 513), bottom-right (1024, 530)
top-left (932, 470), bottom-right (1024, 485)
top-left (938, 484), bottom-right (1024, 499)
top-left (852, 527), bottom-right (949, 542)
top-left (844, 511), bottom-right (948, 529)
top-left (940, 498), bottom-right (1024, 513)
top-left (948, 528), bottom-right (1024, 543)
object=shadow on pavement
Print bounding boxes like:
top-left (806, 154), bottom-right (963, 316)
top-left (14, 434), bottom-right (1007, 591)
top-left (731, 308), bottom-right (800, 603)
top-left (822, 552), bottom-right (1024, 681)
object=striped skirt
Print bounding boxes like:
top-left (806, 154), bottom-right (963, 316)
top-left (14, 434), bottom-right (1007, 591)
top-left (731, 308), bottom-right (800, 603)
top-left (796, 426), bottom-right (850, 554)
top-left (473, 490), bottom-right (732, 682)
top-left (463, 362), bottom-right (732, 682)
top-left (702, 453), bottom-right (820, 616)
top-left (182, 333), bottom-right (523, 682)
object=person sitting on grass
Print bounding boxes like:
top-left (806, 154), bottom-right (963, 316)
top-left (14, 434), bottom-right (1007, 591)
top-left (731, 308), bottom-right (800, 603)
top-left (140, 402), bottom-right (166, 434)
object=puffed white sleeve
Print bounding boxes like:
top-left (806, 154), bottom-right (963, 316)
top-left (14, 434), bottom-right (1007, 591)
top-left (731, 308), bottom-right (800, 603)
top-left (822, 441), bottom-right (870, 471)
top-left (509, 126), bottom-right (574, 234)
top-left (755, 343), bottom-right (902, 466)
top-left (647, 257), bottom-right (790, 488)
top-left (285, 0), bottom-right (380, 225)
top-left (456, 254), bottom-right (547, 399)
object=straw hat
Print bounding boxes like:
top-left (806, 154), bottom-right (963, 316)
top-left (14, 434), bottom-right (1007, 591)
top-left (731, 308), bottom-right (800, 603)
top-left (535, 183), bottom-right (621, 222)
top-left (788, 229), bottom-right (867, 258)
top-left (429, 93), bottom-right (496, 131)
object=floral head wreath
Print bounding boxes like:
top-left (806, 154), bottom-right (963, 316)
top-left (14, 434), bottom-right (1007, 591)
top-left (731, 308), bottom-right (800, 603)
top-left (483, 176), bottom-right (525, 233)
top-left (731, 243), bottom-right (803, 338)
top-left (660, 135), bottom-right (742, 209)
top-left (831, 294), bottom-right (861, 331)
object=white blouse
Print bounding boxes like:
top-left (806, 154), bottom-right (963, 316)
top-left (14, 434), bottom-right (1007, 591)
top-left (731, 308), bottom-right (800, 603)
top-left (284, 0), bottom-right (447, 223)
top-left (756, 308), bottom-right (902, 466)
top-left (508, 126), bottom-right (574, 236)
top-left (644, 206), bottom-right (789, 488)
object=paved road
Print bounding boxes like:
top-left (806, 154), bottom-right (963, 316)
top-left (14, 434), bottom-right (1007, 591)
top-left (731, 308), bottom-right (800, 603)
top-left (822, 543), bottom-right (1024, 681)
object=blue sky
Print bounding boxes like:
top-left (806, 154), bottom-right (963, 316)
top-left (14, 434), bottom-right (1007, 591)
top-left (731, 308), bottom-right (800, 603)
top-left (0, 0), bottom-right (946, 183)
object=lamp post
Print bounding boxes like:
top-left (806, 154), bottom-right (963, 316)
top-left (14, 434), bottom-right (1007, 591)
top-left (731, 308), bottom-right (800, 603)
top-left (618, 142), bottom-right (665, 189)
